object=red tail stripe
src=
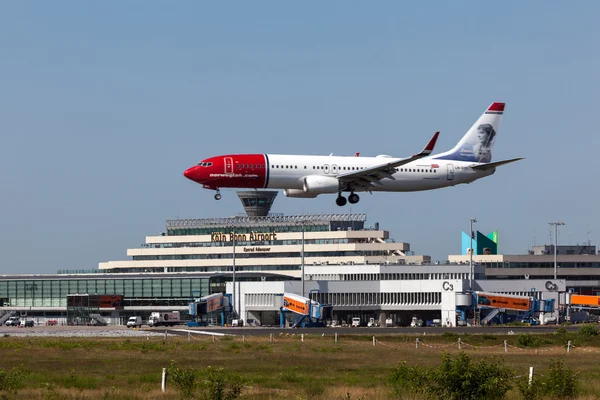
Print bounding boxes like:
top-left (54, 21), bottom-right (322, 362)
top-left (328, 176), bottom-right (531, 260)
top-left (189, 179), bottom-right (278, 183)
top-left (488, 102), bottom-right (505, 112)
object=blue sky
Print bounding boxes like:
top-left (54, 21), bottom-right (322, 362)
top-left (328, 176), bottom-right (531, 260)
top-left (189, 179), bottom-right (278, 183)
top-left (1, 2), bottom-right (599, 273)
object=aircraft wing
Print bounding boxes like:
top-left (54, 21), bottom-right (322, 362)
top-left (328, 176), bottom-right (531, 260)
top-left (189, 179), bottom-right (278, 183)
top-left (337, 132), bottom-right (439, 189)
top-left (471, 157), bottom-right (524, 170)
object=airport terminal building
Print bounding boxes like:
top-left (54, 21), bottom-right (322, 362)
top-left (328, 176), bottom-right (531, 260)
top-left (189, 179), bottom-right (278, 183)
top-left (1, 191), bottom-right (599, 326)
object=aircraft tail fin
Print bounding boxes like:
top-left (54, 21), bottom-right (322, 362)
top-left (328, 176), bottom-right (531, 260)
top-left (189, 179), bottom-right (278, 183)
top-left (435, 102), bottom-right (504, 163)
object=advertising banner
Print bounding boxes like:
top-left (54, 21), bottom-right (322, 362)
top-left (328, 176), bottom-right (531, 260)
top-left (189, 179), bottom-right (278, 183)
top-left (570, 294), bottom-right (600, 307)
top-left (476, 292), bottom-right (530, 311)
top-left (283, 295), bottom-right (309, 315)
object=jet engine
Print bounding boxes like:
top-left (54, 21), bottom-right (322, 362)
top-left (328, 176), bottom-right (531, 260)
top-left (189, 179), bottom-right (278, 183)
top-left (302, 176), bottom-right (340, 194)
top-left (283, 189), bottom-right (319, 198)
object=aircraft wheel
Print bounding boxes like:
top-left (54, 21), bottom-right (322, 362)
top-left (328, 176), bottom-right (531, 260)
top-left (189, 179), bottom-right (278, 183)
top-left (336, 195), bottom-right (347, 207)
top-left (214, 193), bottom-right (222, 200)
top-left (348, 193), bottom-right (360, 204)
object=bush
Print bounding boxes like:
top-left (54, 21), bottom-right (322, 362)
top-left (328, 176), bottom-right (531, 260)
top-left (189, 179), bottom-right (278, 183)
top-left (517, 334), bottom-right (542, 348)
top-left (389, 352), bottom-right (513, 400)
top-left (555, 326), bottom-right (569, 335)
top-left (389, 362), bottom-right (429, 397)
top-left (516, 359), bottom-right (579, 399)
top-left (167, 363), bottom-right (244, 400)
top-left (441, 331), bottom-right (458, 339)
top-left (200, 366), bottom-right (243, 400)
top-left (0, 365), bottom-right (29, 392)
top-left (544, 359), bottom-right (578, 398)
top-left (577, 325), bottom-right (599, 340)
top-left (168, 362), bottom-right (198, 398)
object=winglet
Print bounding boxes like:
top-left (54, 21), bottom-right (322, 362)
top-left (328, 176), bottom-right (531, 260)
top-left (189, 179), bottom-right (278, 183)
top-left (414, 131), bottom-right (440, 157)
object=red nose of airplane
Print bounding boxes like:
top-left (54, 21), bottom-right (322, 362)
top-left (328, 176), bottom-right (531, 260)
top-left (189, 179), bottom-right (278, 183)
top-left (184, 166), bottom-right (204, 183)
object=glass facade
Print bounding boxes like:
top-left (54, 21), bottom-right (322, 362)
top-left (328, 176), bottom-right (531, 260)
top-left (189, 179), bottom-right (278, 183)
top-left (482, 261), bottom-right (600, 269)
top-left (0, 277), bottom-right (210, 307)
top-left (167, 224), bottom-right (331, 236)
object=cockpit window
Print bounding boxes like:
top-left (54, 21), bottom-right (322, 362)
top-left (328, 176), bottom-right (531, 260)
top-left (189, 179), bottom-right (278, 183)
top-left (197, 162), bottom-right (213, 167)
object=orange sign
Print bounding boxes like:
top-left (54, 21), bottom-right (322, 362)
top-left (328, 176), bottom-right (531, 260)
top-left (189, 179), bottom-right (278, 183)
top-left (570, 295), bottom-right (600, 307)
top-left (476, 293), bottom-right (530, 311)
top-left (283, 296), bottom-right (309, 315)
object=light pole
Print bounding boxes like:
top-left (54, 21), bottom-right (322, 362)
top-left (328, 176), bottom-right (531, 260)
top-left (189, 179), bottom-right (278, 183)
top-left (469, 218), bottom-right (477, 288)
top-left (230, 228), bottom-right (237, 318)
top-left (549, 221), bottom-right (565, 279)
top-left (301, 219), bottom-right (306, 298)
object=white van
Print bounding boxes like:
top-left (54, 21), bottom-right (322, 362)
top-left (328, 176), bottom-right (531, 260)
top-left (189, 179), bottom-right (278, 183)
top-left (351, 317), bottom-right (361, 327)
top-left (126, 316), bottom-right (143, 328)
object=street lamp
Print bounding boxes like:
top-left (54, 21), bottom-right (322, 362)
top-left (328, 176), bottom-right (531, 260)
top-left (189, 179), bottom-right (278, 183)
top-left (549, 221), bottom-right (565, 279)
top-left (231, 229), bottom-right (237, 318)
top-left (301, 221), bottom-right (305, 298)
top-left (469, 218), bottom-right (477, 288)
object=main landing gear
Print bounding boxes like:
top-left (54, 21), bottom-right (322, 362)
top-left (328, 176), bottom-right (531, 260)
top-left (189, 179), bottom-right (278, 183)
top-left (336, 195), bottom-right (347, 207)
top-left (336, 193), bottom-right (360, 206)
top-left (214, 189), bottom-right (222, 200)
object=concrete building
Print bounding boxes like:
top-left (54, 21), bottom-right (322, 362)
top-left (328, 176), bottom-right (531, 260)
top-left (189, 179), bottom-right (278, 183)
top-left (0, 191), bottom-right (597, 326)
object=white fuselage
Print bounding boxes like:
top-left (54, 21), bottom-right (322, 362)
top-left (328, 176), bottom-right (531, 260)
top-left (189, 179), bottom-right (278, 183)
top-left (266, 154), bottom-right (493, 192)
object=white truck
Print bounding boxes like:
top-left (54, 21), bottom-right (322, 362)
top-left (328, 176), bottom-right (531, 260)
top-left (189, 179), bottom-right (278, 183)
top-left (148, 311), bottom-right (181, 327)
top-left (126, 316), bottom-right (143, 328)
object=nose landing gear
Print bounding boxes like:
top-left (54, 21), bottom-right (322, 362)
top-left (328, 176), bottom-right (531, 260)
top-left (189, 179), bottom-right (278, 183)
top-left (214, 189), bottom-right (222, 200)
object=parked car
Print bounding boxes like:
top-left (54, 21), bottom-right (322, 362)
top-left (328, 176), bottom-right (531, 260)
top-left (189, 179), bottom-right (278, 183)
top-left (19, 319), bottom-right (34, 328)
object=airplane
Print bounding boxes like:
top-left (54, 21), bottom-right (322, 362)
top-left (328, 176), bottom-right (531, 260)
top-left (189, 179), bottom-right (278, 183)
top-left (184, 102), bottom-right (523, 206)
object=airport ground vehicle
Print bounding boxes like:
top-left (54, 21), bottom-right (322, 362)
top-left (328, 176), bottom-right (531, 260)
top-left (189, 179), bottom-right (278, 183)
top-left (148, 311), bottom-right (181, 327)
top-left (410, 317), bottom-right (424, 327)
top-left (5, 317), bottom-right (20, 326)
top-left (126, 316), bottom-right (143, 328)
top-left (351, 317), bottom-right (361, 327)
top-left (19, 319), bottom-right (34, 328)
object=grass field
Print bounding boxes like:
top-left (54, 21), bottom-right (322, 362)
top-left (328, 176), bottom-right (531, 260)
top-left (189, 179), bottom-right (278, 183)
top-left (1, 327), bottom-right (600, 399)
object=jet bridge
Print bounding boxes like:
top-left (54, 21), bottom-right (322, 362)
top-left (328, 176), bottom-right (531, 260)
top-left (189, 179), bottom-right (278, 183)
top-left (474, 292), bottom-right (555, 325)
top-left (279, 291), bottom-right (333, 328)
top-left (188, 293), bottom-right (232, 327)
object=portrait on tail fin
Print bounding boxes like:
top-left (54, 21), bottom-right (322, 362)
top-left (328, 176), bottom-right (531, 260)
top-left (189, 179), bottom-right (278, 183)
top-left (473, 123), bottom-right (496, 163)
